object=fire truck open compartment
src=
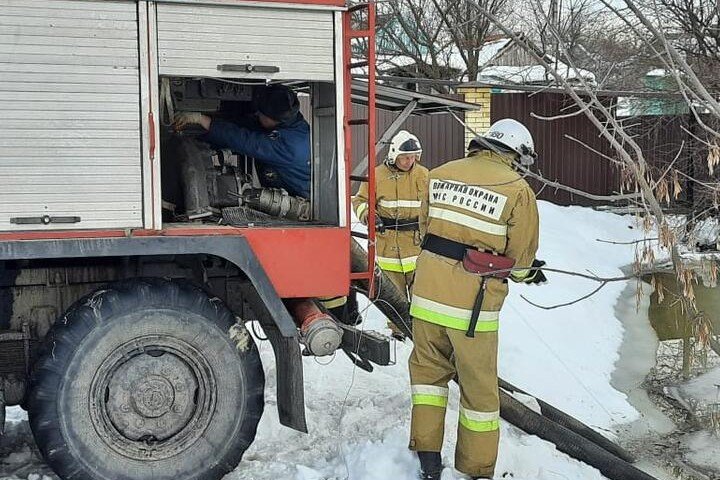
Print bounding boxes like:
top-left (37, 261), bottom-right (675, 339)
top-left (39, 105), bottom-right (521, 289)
top-left (0, 0), bottom-right (344, 232)
top-left (157, 78), bottom-right (340, 227)
top-left (154, 1), bottom-right (342, 227)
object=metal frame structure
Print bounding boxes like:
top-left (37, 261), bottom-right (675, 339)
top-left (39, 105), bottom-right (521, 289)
top-left (348, 81), bottom-right (480, 177)
top-left (343, 2), bottom-right (378, 287)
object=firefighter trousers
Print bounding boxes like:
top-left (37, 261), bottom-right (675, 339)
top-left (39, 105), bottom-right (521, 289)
top-left (381, 270), bottom-right (414, 336)
top-left (382, 270), bottom-right (414, 301)
top-left (408, 319), bottom-right (500, 478)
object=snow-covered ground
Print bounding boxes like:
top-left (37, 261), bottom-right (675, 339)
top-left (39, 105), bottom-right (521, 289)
top-left (234, 202), bottom-right (655, 479)
top-left (666, 366), bottom-right (720, 473)
top-left (1, 202), bottom-right (668, 480)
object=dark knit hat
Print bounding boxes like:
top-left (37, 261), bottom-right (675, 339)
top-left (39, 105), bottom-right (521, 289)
top-left (256, 85), bottom-right (300, 124)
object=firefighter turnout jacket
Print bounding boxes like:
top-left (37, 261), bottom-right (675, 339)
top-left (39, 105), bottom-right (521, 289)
top-left (409, 149), bottom-right (539, 478)
top-left (352, 162), bottom-right (429, 290)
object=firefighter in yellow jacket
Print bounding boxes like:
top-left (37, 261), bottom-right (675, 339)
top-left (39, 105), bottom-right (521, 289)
top-left (409, 119), bottom-right (547, 480)
top-left (352, 131), bottom-right (429, 337)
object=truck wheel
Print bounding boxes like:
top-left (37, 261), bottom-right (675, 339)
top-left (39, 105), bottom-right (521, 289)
top-left (28, 279), bottom-right (264, 480)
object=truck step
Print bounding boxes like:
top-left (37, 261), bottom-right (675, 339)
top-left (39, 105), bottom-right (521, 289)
top-left (338, 324), bottom-right (392, 368)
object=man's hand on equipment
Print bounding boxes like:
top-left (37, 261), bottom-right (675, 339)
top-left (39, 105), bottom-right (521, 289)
top-left (523, 259), bottom-right (547, 285)
top-left (375, 216), bottom-right (386, 233)
top-left (173, 112), bottom-right (209, 131)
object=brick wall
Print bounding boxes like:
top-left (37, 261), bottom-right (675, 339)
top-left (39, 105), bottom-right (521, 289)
top-left (457, 87), bottom-right (492, 148)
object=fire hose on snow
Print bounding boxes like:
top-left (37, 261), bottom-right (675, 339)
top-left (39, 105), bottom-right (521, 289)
top-left (350, 238), bottom-right (659, 480)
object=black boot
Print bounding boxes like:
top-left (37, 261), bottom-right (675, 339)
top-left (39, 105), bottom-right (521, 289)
top-left (417, 451), bottom-right (443, 480)
top-left (344, 291), bottom-right (361, 325)
top-left (327, 292), bottom-right (361, 326)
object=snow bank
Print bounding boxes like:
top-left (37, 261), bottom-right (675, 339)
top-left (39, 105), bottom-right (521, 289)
top-left (500, 203), bottom-right (644, 431)
top-left (683, 431), bottom-right (720, 472)
top-left (672, 366), bottom-right (720, 406)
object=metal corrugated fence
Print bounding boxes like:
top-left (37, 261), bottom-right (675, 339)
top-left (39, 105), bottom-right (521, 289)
top-left (350, 99), bottom-right (466, 171)
top-left (491, 93), bottom-right (621, 206)
top-left (314, 91), bottom-right (706, 208)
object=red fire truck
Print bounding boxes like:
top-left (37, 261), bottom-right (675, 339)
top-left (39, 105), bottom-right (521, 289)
top-left (0, 1), bottom-right (477, 478)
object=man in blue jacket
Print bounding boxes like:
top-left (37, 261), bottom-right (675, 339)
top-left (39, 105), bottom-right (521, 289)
top-left (173, 85), bottom-right (311, 199)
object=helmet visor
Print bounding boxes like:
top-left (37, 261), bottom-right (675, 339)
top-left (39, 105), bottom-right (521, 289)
top-left (398, 138), bottom-right (422, 153)
top-left (469, 136), bottom-right (513, 154)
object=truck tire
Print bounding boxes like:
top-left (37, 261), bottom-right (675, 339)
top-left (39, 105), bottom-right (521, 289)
top-left (28, 278), bottom-right (264, 480)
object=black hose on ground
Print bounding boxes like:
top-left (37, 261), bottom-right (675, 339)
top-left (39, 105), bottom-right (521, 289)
top-left (350, 241), bottom-right (658, 480)
top-left (498, 379), bottom-right (635, 463)
top-left (499, 392), bottom-right (658, 480)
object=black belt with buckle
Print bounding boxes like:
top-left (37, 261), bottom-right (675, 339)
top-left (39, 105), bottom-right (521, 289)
top-left (378, 215), bottom-right (419, 231)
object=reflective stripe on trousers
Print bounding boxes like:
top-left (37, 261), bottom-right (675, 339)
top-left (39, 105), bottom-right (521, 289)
top-left (411, 384), bottom-right (448, 407)
top-left (317, 296), bottom-right (347, 309)
top-left (355, 202), bottom-right (368, 219)
top-left (377, 255), bottom-right (417, 274)
top-left (410, 294), bottom-right (499, 332)
top-left (458, 406), bottom-right (500, 432)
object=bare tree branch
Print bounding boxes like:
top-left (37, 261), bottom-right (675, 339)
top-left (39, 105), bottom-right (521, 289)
top-left (596, 237), bottom-right (660, 245)
top-left (521, 282), bottom-right (609, 309)
top-left (653, 140), bottom-right (686, 186)
top-left (564, 134), bottom-right (625, 166)
top-left (530, 104), bottom-right (590, 121)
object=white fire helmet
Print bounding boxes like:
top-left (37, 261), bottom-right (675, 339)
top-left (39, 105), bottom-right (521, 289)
top-left (386, 130), bottom-right (422, 165)
top-left (469, 118), bottom-right (537, 166)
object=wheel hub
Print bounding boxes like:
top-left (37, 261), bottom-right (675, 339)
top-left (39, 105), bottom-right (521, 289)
top-left (106, 352), bottom-right (197, 441)
top-left (90, 334), bottom-right (217, 460)
top-left (133, 375), bottom-right (174, 418)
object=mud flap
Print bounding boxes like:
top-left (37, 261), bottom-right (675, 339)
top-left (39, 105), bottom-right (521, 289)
top-left (263, 327), bottom-right (308, 433)
top-left (238, 283), bottom-right (307, 433)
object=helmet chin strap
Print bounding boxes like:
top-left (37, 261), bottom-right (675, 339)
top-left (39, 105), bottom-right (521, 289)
top-left (519, 152), bottom-right (536, 166)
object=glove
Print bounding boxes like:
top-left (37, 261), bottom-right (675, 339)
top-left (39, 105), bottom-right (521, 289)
top-left (173, 112), bottom-right (204, 130)
top-left (374, 216), bottom-right (386, 233)
top-left (523, 259), bottom-right (547, 285)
